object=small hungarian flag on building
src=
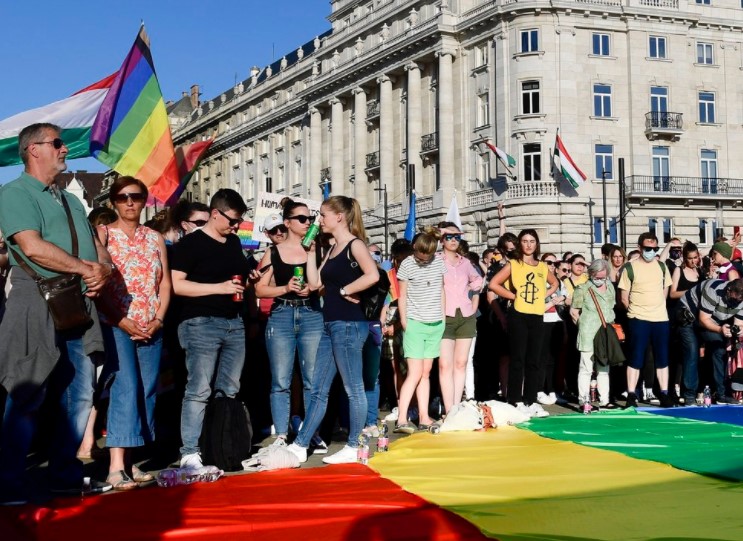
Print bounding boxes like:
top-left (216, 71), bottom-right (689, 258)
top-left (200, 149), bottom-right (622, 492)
top-left (485, 140), bottom-right (516, 169)
top-left (553, 133), bottom-right (587, 189)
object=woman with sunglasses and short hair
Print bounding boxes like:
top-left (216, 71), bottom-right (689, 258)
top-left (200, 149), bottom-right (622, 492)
top-left (437, 223), bottom-right (482, 414)
top-left (95, 176), bottom-right (170, 490)
top-left (256, 199), bottom-right (325, 451)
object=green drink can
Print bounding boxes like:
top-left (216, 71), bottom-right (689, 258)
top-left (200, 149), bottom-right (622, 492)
top-left (293, 266), bottom-right (305, 288)
top-left (301, 222), bottom-right (320, 249)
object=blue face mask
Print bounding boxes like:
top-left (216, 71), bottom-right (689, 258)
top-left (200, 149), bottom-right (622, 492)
top-left (371, 253), bottom-right (382, 264)
top-left (642, 249), bottom-right (657, 262)
top-left (591, 278), bottom-right (606, 287)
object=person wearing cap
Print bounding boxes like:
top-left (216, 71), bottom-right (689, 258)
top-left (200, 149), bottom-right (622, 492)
top-left (710, 241), bottom-right (740, 281)
top-left (618, 232), bottom-right (675, 408)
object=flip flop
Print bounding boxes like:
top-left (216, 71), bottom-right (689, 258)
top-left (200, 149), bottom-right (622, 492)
top-left (131, 465), bottom-right (154, 483)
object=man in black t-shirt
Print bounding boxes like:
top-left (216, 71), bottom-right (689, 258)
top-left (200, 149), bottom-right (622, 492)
top-left (171, 189), bottom-right (250, 469)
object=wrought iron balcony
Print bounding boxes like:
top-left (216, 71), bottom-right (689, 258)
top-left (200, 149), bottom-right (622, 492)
top-left (421, 132), bottom-right (438, 153)
top-left (626, 176), bottom-right (743, 199)
top-left (645, 112), bottom-right (683, 140)
top-left (365, 151), bottom-right (380, 170)
top-left (366, 100), bottom-right (380, 119)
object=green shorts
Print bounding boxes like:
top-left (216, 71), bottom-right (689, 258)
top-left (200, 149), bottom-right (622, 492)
top-left (442, 309), bottom-right (477, 340)
top-left (403, 319), bottom-right (445, 359)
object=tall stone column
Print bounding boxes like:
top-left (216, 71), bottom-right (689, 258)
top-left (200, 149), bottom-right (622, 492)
top-left (437, 51), bottom-right (455, 204)
top-left (309, 106), bottom-right (322, 198)
top-left (405, 62), bottom-right (423, 193)
top-left (330, 97), bottom-right (345, 196)
top-left (353, 87), bottom-right (368, 207)
top-left (378, 74), bottom-right (395, 201)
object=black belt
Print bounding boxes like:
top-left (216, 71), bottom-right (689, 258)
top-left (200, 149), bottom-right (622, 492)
top-left (275, 297), bottom-right (311, 307)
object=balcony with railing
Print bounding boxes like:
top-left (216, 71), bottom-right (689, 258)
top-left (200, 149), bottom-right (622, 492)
top-left (421, 132), bottom-right (438, 154)
top-left (645, 112), bottom-right (683, 140)
top-left (365, 151), bottom-right (380, 170)
top-left (465, 181), bottom-right (561, 208)
top-left (366, 100), bottom-right (380, 120)
top-left (627, 176), bottom-right (743, 199)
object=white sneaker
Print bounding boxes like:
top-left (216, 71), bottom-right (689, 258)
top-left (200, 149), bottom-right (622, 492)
top-left (362, 425), bottom-right (380, 438)
top-left (286, 442), bottom-right (308, 463)
top-left (547, 392), bottom-right (558, 405)
top-left (384, 407), bottom-right (399, 422)
top-left (322, 445), bottom-right (358, 465)
top-left (180, 452), bottom-right (203, 469)
top-left (527, 403), bottom-right (550, 418)
top-left (516, 402), bottom-right (533, 418)
top-left (537, 392), bottom-right (556, 405)
top-left (310, 434), bottom-right (328, 455)
top-left (644, 388), bottom-right (660, 405)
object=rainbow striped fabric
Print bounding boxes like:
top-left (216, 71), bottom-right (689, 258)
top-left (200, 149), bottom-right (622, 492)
top-left (237, 221), bottom-right (261, 251)
top-left (162, 139), bottom-right (214, 206)
top-left (90, 26), bottom-right (178, 204)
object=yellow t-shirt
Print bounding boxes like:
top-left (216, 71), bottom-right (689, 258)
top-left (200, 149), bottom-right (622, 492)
top-left (510, 260), bottom-right (549, 315)
top-left (617, 260), bottom-right (672, 322)
top-left (563, 273), bottom-right (588, 297)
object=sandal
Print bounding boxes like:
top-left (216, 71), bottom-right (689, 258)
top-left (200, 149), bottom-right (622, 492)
top-left (106, 470), bottom-right (138, 491)
top-left (417, 423), bottom-right (432, 431)
top-left (394, 423), bottom-right (416, 435)
top-left (131, 465), bottom-right (154, 484)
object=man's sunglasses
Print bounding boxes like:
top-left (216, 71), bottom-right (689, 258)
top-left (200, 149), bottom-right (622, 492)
top-left (641, 246), bottom-right (657, 253)
top-left (287, 215), bottom-right (315, 224)
top-left (443, 234), bottom-right (462, 242)
top-left (372, 250), bottom-right (382, 256)
top-left (25, 138), bottom-right (65, 151)
top-left (112, 192), bottom-right (146, 204)
top-left (188, 219), bottom-right (208, 227)
top-left (267, 225), bottom-right (288, 235)
top-left (217, 208), bottom-right (244, 227)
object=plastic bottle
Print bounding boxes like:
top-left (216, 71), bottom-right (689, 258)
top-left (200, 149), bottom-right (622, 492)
top-left (357, 433), bottom-right (370, 464)
top-left (428, 424), bottom-right (441, 434)
top-left (590, 378), bottom-right (598, 403)
top-left (157, 466), bottom-right (224, 488)
top-left (582, 401), bottom-right (592, 415)
top-left (703, 385), bottom-right (712, 408)
top-left (376, 423), bottom-right (389, 452)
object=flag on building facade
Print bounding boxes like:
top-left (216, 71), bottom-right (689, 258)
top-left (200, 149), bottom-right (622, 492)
top-left (553, 132), bottom-right (587, 189)
top-left (445, 193), bottom-right (463, 230)
top-left (0, 74), bottom-right (116, 167)
top-left (322, 181), bottom-right (330, 200)
top-left (162, 138), bottom-right (214, 206)
top-left (404, 191), bottom-right (417, 241)
top-left (485, 140), bottom-right (516, 169)
top-left (90, 25), bottom-right (179, 203)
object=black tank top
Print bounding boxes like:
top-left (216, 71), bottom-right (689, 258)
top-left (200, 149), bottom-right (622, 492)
top-left (270, 246), bottom-right (307, 302)
top-left (677, 266), bottom-right (703, 294)
top-left (320, 239), bottom-right (366, 322)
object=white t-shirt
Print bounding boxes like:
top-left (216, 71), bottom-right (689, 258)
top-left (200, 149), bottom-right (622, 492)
top-left (397, 255), bottom-right (447, 323)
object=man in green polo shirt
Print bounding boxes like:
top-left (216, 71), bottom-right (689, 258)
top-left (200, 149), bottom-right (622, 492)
top-left (0, 122), bottom-right (114, 505)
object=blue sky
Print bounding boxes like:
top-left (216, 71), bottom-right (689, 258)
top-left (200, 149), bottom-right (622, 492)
top-left (0, 0), bottom-right (331, 182)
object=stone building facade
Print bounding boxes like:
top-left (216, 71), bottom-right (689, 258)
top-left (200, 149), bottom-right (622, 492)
top-left (172, 0), bottom-right (743, 256)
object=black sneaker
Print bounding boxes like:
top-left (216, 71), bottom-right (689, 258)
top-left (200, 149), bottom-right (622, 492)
top-left (716, 395), bottom-right (738, 405)
top-left (50, 479), bottom-right (113, 497)
top-left (625, 393), bottom-right (638, 408)
top-left (0, 487), bottom-right (29, 506)
top-left (658, 392), bottom-right (677, 408)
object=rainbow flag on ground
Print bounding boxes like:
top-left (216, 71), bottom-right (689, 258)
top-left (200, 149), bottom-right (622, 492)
top-left (90, 25), bottom-right (179, 204)
top-left (237, 221), bottom-right (261, 251)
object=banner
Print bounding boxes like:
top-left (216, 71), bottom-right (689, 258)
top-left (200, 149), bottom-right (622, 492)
top-left (252, 191), bottom-right (322, 243)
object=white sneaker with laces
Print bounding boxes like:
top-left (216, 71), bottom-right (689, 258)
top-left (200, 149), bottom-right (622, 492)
top-left (286, 442), bottom-right (308, 463)
top-left (527, 403), bottom-right (550, 418)
top-left (180, 452), bottom-right (203, 469)
top-left (384, 407), bottom-right (399, 422)
top-left (547, 392), bottom-right (558, 405)
top-left (515, 402), bottom-right (533, 418)
top-left (537, 392), bottom-right (555, 405)
top-left (322, 445), bottom-right (358, 465)
top-left (644, 388), bottom-right (660, 405)
top-left (310, 434), bottom-right (328, 454)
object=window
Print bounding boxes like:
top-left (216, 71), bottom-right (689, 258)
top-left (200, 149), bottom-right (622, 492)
top-left (592, 33), bottom-right (610, 56)
top-left (697, 42), bottom-right (714, 64)
top-left (474, 43), bottom-right (489, 68)
top-left (476, 92), bottom-right (490, 127)
top-left (696, 0), bottom-right (711, 4)
top-left (648, 218), bottom-right (658, 234)
top-left (699, 91), bottom-right (715, 123)
top-left (699, 219), bottom-right (718, 244)
top-left (649, 35), bottom-right (667, 59)
top-left (652, 146), bottom-right (670, 191)
top-left (593, 217), bottom-right (618, 244)
top-left (521, 81), bottom-right (540, 114)
top-left (699, 219), bottom-right (708, 244)
top-left (523, 143), bottom-right (541, 181)
top-left (609, 218), bottom-right (618, 243)
top-left (476, 152), bottom-right (490, 183)
top-left (595, 144), bottom-right (614, 180)
top-left (520, 29), bottom-right (539, 53)
top-left (662, 219), bottom-right (673, 243)
top-left (650, 86), bottom-right (669, 127)
top-left (701, 149), bottom-right (718, 193)
top-left (593, 84), bottom-right (612, 117)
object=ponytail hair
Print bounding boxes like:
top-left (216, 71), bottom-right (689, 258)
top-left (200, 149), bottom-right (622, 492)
top-left (281, 197), bottom-right (309, 220)
top-left (412, 226), bottom-right (441, 257)
top-left (323, 195), bottom-right (367, 242)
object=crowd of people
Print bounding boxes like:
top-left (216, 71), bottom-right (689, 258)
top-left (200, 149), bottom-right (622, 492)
top-left (1, 122), bottom-right (743, 506)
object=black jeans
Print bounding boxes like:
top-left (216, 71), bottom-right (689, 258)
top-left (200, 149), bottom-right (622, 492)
top-left (507, 308), bottom-right (547, 405)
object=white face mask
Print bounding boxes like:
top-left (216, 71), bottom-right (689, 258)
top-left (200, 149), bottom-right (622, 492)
top-left (591, 277), bottom-right (606, 287)
top-left (642, 249), bottom-right (657, 262)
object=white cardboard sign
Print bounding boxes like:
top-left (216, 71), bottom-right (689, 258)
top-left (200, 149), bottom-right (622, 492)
top-left (252, 191), bottom-right (322, 243)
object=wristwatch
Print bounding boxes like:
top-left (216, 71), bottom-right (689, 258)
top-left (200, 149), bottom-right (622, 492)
top-left (340, 287), bottom-right (348, 296)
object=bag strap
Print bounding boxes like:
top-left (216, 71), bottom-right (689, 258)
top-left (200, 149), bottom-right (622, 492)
top-left (588, 287), bottom-right (608, 329)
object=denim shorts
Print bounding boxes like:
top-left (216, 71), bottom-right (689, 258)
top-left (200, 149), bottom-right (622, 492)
top-left (442, 309), bottom-right (477, 340)
top-left (403, 319), bottom-right (445, 359)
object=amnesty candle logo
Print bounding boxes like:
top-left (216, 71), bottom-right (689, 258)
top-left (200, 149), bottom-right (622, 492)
top-left (520, 272), bottom-right (538, 305)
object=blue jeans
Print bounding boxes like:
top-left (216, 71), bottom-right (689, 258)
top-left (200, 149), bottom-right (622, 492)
top-left (101, 325), bottom-right (162, 448)
top-left (265, 304), bottom-right (323, 435)
top-left (678, 323), bottom-right (701, 400)
top-left (295, 321), bottom-right (369, 449)
top-left (0, 334), bottom-right (94, 490)
top-left (363, 322), bottom-right (382, 427)
top-left (701, 330), bottom-right (729, 397)
top-left (178, 316), bottom-right (245, 456)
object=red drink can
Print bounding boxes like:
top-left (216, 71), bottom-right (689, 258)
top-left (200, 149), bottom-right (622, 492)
top-left (232, 275), bottom-right (243, 302)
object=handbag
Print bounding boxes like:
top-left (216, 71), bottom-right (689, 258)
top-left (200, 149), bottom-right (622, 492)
top-left (589, 288), bottom-right (624, 342)
top-left (347, 239), bottom-right (391, 321)
top-left (11, 192), bottom-right (91, 331)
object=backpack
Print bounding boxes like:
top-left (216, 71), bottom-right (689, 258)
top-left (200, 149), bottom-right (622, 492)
top-left (199, 390), bottom-right (253, 471)
top-left (348, 239), bottom-right (391, 321)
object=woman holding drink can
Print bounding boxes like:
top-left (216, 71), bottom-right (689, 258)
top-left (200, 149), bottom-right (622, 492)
top-left (255, 199), bottom-right (325, 451)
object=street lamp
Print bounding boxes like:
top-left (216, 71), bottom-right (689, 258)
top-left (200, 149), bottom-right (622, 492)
top-left (374, 183), bottom-right (388, 259)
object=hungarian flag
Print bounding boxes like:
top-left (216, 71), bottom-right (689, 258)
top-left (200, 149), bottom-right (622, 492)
top-left (0, 73), bottom-right (116, 167)
top-left (553, 133), bottom-right (587, 189)
top-left (485, 140), bottom-right (516, 169)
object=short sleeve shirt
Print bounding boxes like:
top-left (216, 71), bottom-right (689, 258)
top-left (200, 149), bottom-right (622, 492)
top-left (572, 282), bottom-right (616, 351)
top-left (0, 173), bottom-right (97, 282)
top-left (618, 260), bottom-right (672, 322)
top-left (397, 255), bottom-right (446, 323)
top-left (697, 279), bottom-right (743, 325)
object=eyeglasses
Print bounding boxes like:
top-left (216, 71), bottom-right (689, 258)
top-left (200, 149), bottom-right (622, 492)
top-left (558, 267), bottom-right (570, 273)
top-left (267, 225), bottom-right (288, 235)
top-left (287, 215), bottom-right (315, 224)
top-left (112, 192), bottom-right (146, 204)
top-left (217, 208), bottom-right (244, 227)
top-left (188, 219), bottom-right (208, 227)
top-left (25, 138), bottom-right (65, 151)
top-left (545, 260), bottom-right (557, 266)
top-left (641, 246), bottom-right (657, 253)
top-left (443, 234), bottom-right (462, 242)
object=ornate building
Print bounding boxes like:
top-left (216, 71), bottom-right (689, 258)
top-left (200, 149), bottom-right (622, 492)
top-left (173, 0), bottom-right (743, 255)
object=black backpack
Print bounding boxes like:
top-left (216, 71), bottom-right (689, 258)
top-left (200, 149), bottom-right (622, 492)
top-left (199, 390), bottom-right (253, 472)
top-left (348, 239), bottom-right (391, 321)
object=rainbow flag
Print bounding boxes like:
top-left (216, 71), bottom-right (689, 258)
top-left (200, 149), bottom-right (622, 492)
top-left (161, 138), bottom-right (214, 206)
top-left (90, 25), bottom-right (179, 204)
top-left (237, 221), bottom-right (261, 250)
